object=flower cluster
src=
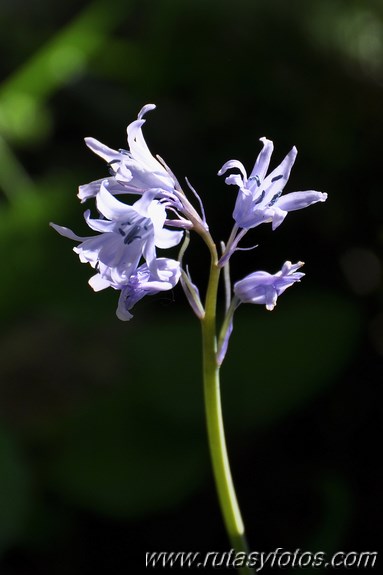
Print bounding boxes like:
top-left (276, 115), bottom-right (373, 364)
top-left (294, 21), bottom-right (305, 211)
top-left (52, 104), bottom-right (327, 326)
top-left (51, 105), bottom-right (192, 320)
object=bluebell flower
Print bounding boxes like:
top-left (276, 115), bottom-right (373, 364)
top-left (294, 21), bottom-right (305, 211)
top-left (217, 261), bottom-right (304, 364)
top-left (234, 261), bottom-right (305, 310)
top-left (51, 181), bottom-right (183, 287)
top-left (114, 258), bottom-right (181, 321)
top-left (78, 104), bottom-right (208, 234)
top-left (78, 104), bottom-right (178, 202)
top-left (218, 138), bottom-right (327, 231)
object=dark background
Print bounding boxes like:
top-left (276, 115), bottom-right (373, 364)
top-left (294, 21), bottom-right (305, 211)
top-left (0, 0), bottom-right (382, 573)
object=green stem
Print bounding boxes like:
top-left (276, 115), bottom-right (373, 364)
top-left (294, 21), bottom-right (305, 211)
top-left (201, 243), bottom-right (254, 574)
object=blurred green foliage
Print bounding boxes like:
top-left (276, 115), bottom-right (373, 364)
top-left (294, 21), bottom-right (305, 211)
top-left (0, 0), bottom-right (128, 146)
top-left (0, 428), bottom-right (31, 553)
top-left (0, 0), bottom-right (382, 572)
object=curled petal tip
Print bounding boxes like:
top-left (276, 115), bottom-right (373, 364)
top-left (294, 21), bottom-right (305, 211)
top-left (259, 136), bottom-right (273, 145)
top-left (218, 159), bottom-right (247, 180)
top-left (138, 103), bottom-right (156, 119)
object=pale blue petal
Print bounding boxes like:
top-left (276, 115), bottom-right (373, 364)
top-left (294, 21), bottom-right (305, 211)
top-left (135, 190), bottom-right (161, 217)
top-left (78, 178), bottom-right (136, 202)
top-left (142, 236), bottom-right (158, 276)
top-left (116, 291), bottom-right (134, 321)
top-left (96, 183), bottom-right (136, 221)
top-left (271, 207), bottom-right (288, 230)
top-left (281, 261), bottom-right (305, 275)
top-left (140, 259), bottom-right (180, 290)
top-left (246, 207), bottom-right (274, 228)
top-left (88, 273), bottom-right (111, 292)
top-left (73, 235), bottom-right (113, 265)
top-left (75, 234), bottom-right (121, 267)
top-left (218, 159), bottom-right (247, 180)
top-left (83, 210), bottom-right (115, 233)
top-left (225, 173), bottom-right (245, 187)
top-left (234, 271), bottom-right (272, 297)
top-left (50, 223), bottom-right (86, 242)
top-left (248, 137), bottom-right (274, 182)
top-left (155, 227), bottom-right (183, 249)
top-left (265, 286), bottom-right (278, 310)
top-left (260, 146), bottom-right (297, 205)
top-left (137, 103), bottom-right (156, 119)
top-left (233, 191), bottom-right (254, 228)
top-left (127, 118), bottom-right (162, 173)
top-left (78, 179), bottom-right (104, 201)
top-left (148, 258), bottom-right (180, 286)
top-left (276, 190), bottom-right (328, 212)
top-left (84, 137), bottom-right (120, 163)
top-left (117, 163), bottom-right (174, 193)
top-left (113, 162), bottom-right (133, 183)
